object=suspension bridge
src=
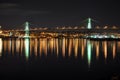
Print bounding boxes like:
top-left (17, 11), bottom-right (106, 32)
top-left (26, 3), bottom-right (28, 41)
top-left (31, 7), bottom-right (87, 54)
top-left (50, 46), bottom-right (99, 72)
top-left (0, 18), bottom-right (120, 39)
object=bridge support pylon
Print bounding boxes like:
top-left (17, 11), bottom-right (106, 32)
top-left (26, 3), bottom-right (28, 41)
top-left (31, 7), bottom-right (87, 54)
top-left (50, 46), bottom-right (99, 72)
top-left (87, 18), bottom-right (92, 29)
top-left (25, 22), bottom-right (29, 37)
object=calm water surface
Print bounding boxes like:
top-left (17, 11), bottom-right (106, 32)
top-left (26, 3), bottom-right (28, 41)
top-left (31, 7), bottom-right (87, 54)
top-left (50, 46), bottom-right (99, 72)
top-left (0, 38), bottom-right (120, 80)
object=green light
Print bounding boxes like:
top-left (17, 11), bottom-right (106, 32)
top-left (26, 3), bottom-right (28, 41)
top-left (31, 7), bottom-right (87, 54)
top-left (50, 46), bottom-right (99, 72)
top-left (25, 22), bottom-right (29, 31)
top-left (87, 41), bottom-right (91, 67)
top-left (25, 22), bottom-right (29, 37)
top-left (87, 18), bottom-right (92, 29)
top-left (25, 38), bottom-right (29, 60)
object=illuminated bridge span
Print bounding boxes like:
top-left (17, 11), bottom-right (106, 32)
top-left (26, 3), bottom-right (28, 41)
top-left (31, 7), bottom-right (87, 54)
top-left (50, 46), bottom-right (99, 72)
top-left (1, 18), bottom-right (120, 38)
top-left (7, 18), bottom-right (120, 33)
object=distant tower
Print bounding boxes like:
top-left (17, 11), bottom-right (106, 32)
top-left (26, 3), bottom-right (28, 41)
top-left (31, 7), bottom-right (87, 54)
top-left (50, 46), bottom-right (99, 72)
top-left (87, 18), bottom-right (92, 29)
top-left (25, 22), bottom-right (29, 37)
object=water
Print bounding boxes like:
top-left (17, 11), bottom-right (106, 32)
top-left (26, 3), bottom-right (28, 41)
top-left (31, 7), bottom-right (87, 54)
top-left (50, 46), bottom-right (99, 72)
top-left (0, 38), bottom-right (120, 80)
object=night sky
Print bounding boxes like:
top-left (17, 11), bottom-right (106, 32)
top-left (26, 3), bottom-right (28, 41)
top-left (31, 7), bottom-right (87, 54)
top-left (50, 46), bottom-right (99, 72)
top-left (0, 0), bottom-right (120, 29)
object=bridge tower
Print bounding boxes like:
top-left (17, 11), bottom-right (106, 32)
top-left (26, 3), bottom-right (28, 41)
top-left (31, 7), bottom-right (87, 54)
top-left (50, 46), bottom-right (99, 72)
top-left (87, 18), bottom-right (92, 29)
top-left (25, 22), bottom-right (29, 37)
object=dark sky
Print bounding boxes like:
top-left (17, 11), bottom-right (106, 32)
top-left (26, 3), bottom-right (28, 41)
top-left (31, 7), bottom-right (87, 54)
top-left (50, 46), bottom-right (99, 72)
top-left (0, 0), bottom-right (120, 29)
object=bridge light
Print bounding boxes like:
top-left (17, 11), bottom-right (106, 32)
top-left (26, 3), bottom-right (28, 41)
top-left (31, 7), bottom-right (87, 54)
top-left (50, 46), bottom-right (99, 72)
top-left (112, 26), bottom-right (117, 29)
top-left (96, 26), bottom-right (100, 29)
top-left (103, 26), bottom-right (108, 29)
top-left (74, 26), bottom-right (78, 29)
top-left (81, 26), bottom-right (85, 29)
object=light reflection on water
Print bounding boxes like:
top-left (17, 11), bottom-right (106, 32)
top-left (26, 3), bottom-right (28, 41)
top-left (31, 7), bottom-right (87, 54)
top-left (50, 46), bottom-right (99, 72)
top-left (112, 41), bottom-right (116, 59)
top-left (25, 38), bottom-right (29, 60)
top-left (0, 38), bottom-right (119, 67)
top-left (103, 41), bottom-right (107, 60)
top-left (0, 38), bottom-right (2, 56)
top-left (87, 40), bottom-right (92, 67)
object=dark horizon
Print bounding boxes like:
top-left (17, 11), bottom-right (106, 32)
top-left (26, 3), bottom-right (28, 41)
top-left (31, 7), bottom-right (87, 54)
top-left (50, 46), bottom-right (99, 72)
top-left (0, 0), bottom-right (120, 29)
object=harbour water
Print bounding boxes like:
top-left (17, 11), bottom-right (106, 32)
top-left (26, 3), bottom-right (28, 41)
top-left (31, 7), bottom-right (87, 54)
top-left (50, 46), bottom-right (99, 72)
top-left (0, 38), bottom-right (120, 79)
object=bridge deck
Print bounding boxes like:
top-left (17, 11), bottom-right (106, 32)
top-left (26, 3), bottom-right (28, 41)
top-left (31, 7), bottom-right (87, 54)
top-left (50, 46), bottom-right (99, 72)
top-left (6, 29), bottom-right (120, 34)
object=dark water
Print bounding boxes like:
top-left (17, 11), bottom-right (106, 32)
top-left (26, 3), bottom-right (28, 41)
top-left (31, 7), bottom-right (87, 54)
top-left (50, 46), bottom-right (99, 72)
top-left (0, 38), bottom-right (120, 80)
